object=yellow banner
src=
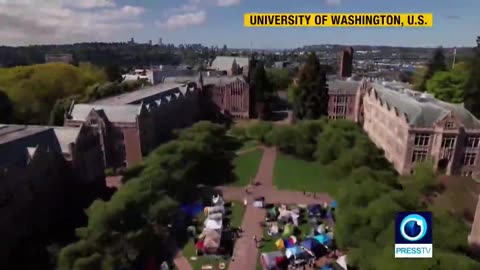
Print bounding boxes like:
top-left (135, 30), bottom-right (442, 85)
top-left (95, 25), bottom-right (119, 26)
top-left (244, 13), bottom-right (433, 27)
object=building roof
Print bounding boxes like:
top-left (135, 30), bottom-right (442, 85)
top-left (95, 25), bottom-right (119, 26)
top-left (209, 56), bottom-right (249, 71)
top-left (371, 82), bottom-right (480, 129)
top-left (91, 83), bottom-right (184, 105)
top-left (328, 80), bottom-right (360, 95)
top-left (52, 127), bottom-right (81, 153)
top-left (69, 104), bottom-right (140, 123)
top-left (0, 125), bottom-right (50, 144)
top-left (164, 75), bottom-right (245, 87)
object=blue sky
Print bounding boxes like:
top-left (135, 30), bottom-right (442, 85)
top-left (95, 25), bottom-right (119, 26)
top-left (0, 0), bottom-right (478, 47)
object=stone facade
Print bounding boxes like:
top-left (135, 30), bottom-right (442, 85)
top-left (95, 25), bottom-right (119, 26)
top-left (327, 80), bottom-right (360, 121)
top-left (209, 77), bottom-right (250, 119)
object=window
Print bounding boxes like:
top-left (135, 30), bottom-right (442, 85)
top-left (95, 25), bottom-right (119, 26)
top-left (441, 136), bottom-right (456, 148)
top-left (466, 136), bottom-right (480, 148)
top-left (445, 121), bottom-right (454, 129)
top-left (414, 134), bottom-right (430, 146)
top-left (335, 106), bottom-right (345, 114)
top-left (337, 96), bottom-right (347, 103)
top-left (463, 153), bottom-right (477, 166)
top-left (411, 150), bottom-right (428, 162)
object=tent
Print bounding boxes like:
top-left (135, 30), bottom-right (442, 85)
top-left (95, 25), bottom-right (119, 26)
top-left (285, 246), bottom-right (304, 259)
top-left (282, 224), bottom-right (294, 237)
top-left (308, 204), bottom-right (322, 217)
top-left (283, 238), bottom-right (295, 249)
top-left (207, 213), bottom-right (223, 220)
top-left (205, 205), bottom-right (224, 215)
top-left (212, 195), bottom-right (224, 206)
top-left (313, 234), bottom-right (331, 245)
top-left (204, 218), bottom-right (222, 230)
top-left (275, 239), bottom-right (285, 250)
top-left (181, 202), bottom-right (204, 218)
top-left (202, 229), bottom-right (221, 253)
top-left (336, 255), bottom-right (348, 270)
top-left (267, 207), bottom-right (279, 219)
top-left (318, 266), bottom-right (333, 270)
top-left (330, 200), bottom-right (337, 209)
top-left (260, 251), bottom-right (285, 270)
top-left (301, 238), bottom-right (328, 258)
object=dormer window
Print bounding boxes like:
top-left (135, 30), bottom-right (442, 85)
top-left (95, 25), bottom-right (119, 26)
top-left (445, 121), bottom-right (454, 129)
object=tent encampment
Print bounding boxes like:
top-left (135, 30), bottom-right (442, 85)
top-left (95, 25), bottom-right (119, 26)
top-left (275, 239), bottom-right (285, 250)
top-left (308, 204), bottom-right (322, 217)
top-left (212, 195), bottom-right (224, 206)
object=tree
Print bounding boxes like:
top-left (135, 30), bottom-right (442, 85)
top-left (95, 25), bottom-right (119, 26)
top-left (251, 62), bottom-right (274, 119)
top-left (464, 44), bottom-right (480, 118)
top-left (292, 52), bottom-right (329, 119)
top-left (0, 90), bottom-right (13, 123)
top-left (267, 68), bottom-right (292, 91)
top-left (104, 65), bottom-right (123, 82)
top-left (418, 47), bottom-right (447, 91)
top-left (426, 62), bottom-right (468, 103)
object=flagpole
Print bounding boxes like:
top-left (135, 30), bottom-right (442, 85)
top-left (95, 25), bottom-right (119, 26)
top-left (452, 47), bottom-right (457, 69)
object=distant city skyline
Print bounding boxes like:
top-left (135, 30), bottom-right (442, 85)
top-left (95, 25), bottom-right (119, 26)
top-left (0, 0), bottom-right (478, 48)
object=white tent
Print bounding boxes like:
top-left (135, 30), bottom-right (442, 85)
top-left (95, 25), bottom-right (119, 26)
top-left (206, 205), bottom-right (225, 215)
top-left (208, 213), bottom-right (223, 220)
top-left (212, 195), bottom-right (224, 206)
top-left (204, 218), bottom-right (223, 230)
top-left (336, 255), bottom-right (348, 270)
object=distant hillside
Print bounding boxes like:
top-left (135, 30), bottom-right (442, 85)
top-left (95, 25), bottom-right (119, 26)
top-left (0, 63), bottom-right (108, 124)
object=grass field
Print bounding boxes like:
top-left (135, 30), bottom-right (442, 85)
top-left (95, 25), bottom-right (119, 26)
top-left (273, 153), bottom-right (339, 195)
top-left (238, 140), bottom-right (259, 152)
top-left (182, 201), bottom-right (246, 270)
top-left (232, 149), bottom-right (263, 187)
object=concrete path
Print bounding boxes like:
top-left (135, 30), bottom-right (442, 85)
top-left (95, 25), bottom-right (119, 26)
top-left (174, 250), bottom-right (193, 270)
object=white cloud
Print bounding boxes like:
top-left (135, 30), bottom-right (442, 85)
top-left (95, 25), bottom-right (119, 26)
top-left (0, 1), bottom-right (144, 45)
top-left (156, 10), bottom-right (207, 29)
top-left (216, 0), bottom-right (241, 7)
top-left (325, 0), bottom-right (341, 5)
top-left (64, 0), bottom-right (116, 9)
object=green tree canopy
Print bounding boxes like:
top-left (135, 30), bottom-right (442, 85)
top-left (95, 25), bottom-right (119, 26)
top-left (426, 62), bottom-right (469, 103)
top-left (417, 47), bottom-right (447, 91)
top-left (0, 89), bottom-right (13, 123)
top-left (266, 68), bottom-right (292, 91)
top-left (464, 45), bottom-right (480, 118)
top-left (292, 52), bottom-right (329, 119)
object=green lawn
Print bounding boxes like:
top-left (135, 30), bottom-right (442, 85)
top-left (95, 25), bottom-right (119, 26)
top-left (273, 153), bottom-right (339, 195)
top-left (182, 201), bottom-right (246, 270)
top-left (232, 149), bottom-right (263, 187)
top-left (238, 140), bottom-right (259, 151)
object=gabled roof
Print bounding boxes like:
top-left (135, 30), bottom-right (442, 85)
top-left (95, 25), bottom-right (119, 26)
top-left (91, 83), bottom-right (184, 105)
top-left (70, 104), bottom-right (140, 123)
top-left (52, 127), bottom-right (81, 154)
top-left (328, 80), bottom-right (360, 95)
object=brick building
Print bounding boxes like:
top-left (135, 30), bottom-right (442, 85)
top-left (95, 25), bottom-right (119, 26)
top-left (65, 82), bottom-right (202, 168)
top-left (327, 80), bottom-right (360, 121)
top-left (209, 56), bottom-right (249, 76)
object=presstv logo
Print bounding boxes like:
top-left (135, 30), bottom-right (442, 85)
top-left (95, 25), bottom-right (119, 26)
top-left (395, 212), bottom-right (432, 258)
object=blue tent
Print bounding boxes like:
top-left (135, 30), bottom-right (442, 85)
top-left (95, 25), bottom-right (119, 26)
top-left (285, 246), bottom-right (303, 259)
top-left (181, 202), bottom-right (203, 218)
top-left (308, 204), bottom-right (321, 216)
top-left (313, 234), bottom-right (331, 245)
top-left (301, 238), bottom-right (328, 258)
top-left (284, 239), bottom-right (294, 248)
top-left (330, 201), bottom-right (337, 209)
top-left (318, 266), bottom-right (333, 270)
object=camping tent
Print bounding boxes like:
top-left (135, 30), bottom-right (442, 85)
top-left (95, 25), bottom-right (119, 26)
top-left (308, 204), bottom-right (321, 217)
top-left (212, 195), bottom-right (224, 206)
top-left (204, 218), bottom-right (222, 230)
top-left (282, 224), bottom-right (294, 237)
top-left (260, 251), bottom-right (285, 270)
top-left (285, 246), bottom-right (304, 259)
top-left (336, 255), bottom-right (348, 270)
top-left (313, 234), bottom-right (331, 245)
top-left (208, 213), bottom-right (223, 220)
top-left (301, 238), bottom-right (328, 258)
top-left (330, 200), bottom-right (337, 209)
top-left (202, 229), bottom-right (221, 253)
top-left (181, 202), bottom-right (204, 218)
top-left (205, 205), bottom-right (224, 215)
top-left (267, 207), bottom-right (279, 219)
top-left (275, 239), bottom-right (285, 250)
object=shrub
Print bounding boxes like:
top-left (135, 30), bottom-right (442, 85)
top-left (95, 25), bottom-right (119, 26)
top-left (246, 121), bottom-right (273, 142)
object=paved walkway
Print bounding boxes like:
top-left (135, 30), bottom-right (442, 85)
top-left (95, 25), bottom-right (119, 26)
top-left (174, 251), bottom-right (193, 270)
